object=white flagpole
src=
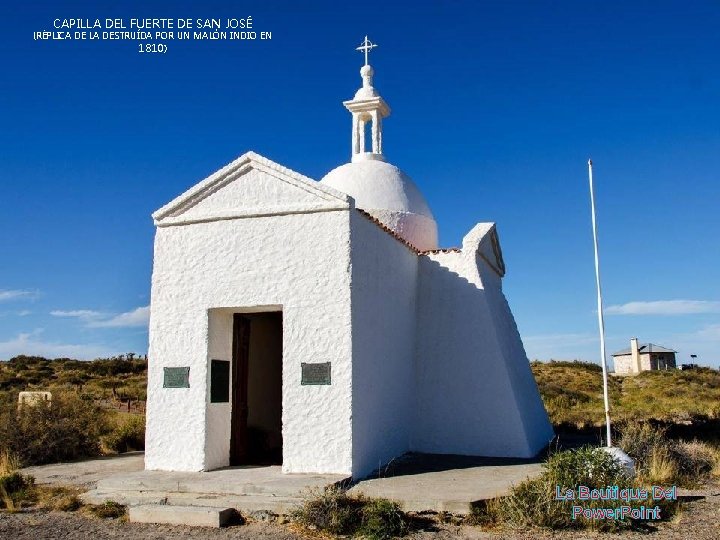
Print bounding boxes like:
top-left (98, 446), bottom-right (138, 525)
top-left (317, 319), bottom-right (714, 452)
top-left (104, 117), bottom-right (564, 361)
top-left (588, 159), bottom-right (612, 448)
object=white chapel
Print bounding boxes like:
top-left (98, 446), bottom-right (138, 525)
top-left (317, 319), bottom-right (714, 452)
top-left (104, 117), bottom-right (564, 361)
top-left (145, 38), bottom-right (553, 479)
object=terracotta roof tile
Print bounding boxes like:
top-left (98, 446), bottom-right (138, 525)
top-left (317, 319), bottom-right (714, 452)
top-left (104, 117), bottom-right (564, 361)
top-left (421, 248), bottom-right (462, 254)
top-left (355, 208), bottom-right (461, 256)
top-left (355, 209), bottom-right (420, 253)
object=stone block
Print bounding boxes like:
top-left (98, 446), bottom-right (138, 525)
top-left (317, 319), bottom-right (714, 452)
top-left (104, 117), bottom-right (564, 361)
top-left (129, 504), bottom-right (235, 527)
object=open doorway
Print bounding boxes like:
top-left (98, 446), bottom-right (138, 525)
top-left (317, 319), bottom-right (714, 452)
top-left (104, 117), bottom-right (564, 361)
top-left (230, 312), bottom-right (283, 466)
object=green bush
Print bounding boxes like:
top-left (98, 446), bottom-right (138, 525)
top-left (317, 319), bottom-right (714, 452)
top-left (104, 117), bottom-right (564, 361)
top-left (0, 472), bottom-right (35, 510)
top-left (359, 497), bottom-right (408, 539)
top-left (104, 415), bottom-right (145, 453)
top-left (88, 500), bottom-right (126, 519)
top-left (0, 392), bottom-right (109, 466)
top-left (292, 487), bottom-right (362, 535)
top-left (292, 487), bottom-right (409, 538)
top-left (474, 447), bottom-right (677, 532)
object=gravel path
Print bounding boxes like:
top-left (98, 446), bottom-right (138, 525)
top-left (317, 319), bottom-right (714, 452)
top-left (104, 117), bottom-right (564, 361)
top-left (1, 485), bottom-right (718, 539)
top-left (0, 511), bottom-right (299, 540)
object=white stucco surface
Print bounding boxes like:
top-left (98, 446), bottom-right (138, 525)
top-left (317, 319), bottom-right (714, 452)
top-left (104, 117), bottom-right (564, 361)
top-left (349, 211), bottom-right (418, 478)
top-left (146, 153), bottom-right (354, 474)
top-left (320, 160), bottom-right (438, 251)
top-left (146, 150), bottom-right (553, 477)
top-left (146, 43), bottom-right (556, 478)
top-left (147, 150), bottom-right (552, 477)
top-left (413, 225), bottom-right (553, 457)
top-left (205, 309), bottom-right (232, 470)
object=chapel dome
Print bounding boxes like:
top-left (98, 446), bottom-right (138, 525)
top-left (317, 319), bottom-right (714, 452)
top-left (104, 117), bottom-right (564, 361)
top-left (320, 157), bottom-right (439, 251)
top-left (322, 36), bottom-right (439, 251)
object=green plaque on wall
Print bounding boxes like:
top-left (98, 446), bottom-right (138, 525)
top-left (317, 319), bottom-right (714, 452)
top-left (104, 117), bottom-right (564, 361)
top-left (301, 362), bottom-right (331, 385)
top-left (210, 360), bottom-right (230, 403)
top-left (163, 367), bottom-right (190, 388)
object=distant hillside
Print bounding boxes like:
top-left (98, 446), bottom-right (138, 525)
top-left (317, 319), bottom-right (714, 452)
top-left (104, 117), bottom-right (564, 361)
top-left (0, 355), bottom-right (147, 404)
top-left (532, 360), bottom-right (720, 430)
top-left (3, 356), bottom-right (719, 435)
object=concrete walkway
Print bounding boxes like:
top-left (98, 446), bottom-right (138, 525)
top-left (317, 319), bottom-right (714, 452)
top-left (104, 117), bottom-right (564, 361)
top-left (350, 453), bottom-right (543, 514)
top-left (22, 452), bottom-right (144, 488)
top-left (83, 465), bottom-right (349, 513)
top-left (23, 452), bottom-right (544, 516)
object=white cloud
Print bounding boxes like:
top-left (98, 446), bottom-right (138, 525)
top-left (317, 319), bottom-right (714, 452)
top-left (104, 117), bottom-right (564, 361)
top-left (51, 309), bottom-right (104, 320)
top-left (522, 332), bottom-right (598, 346)
top-left (523, 323), bottom-right (720, 368)
top-left (88, 306), bottom-right (150, 328)
top-left (656, 323), bottom-right (720, 367)
top-left (50, 306), bottom-right (150, 328)
top-left (0, 331), bottom-right (117, 360)
top-left (522, 332), bottom-right (600, 362)
top-left (679, 323), bottom-right (720, 342)
top-left (694, 324), bottom-right (720, 341)
top-left (604, 300), bottom-right (720, 316)
top-left (0, 289), bottom-right (39, 302)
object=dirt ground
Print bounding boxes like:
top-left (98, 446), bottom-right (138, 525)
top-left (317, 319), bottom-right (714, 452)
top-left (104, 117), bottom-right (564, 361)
top-left (1, 487), bottom-right (719, 540)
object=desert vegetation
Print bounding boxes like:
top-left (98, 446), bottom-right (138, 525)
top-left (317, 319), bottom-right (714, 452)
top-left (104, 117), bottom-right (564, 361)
top-left (469, 445), bottom-right (679, 532)
top-left (532, 360), bottom-right (720, 434)
top-left (617, 423), bottom-right (720, 487)
top-left (1, 354), bottom-right (719, 535)
top-left (0, 354), bottom-right (147, 405)
top-left (0, 450), bottom-right (120, 517)
top-left (0, 355), bottom-right (146, 468)
top-left (292, 487), bottom-right (409, 539)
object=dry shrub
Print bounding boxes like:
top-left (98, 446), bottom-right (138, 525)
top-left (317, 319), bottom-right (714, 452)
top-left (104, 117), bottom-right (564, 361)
top-left (87, 500), bottom-right (126, 519)
top-left (104, 414), bottom-right (145, 453)
top-left (472, 447), bottom-right (677, 532)
top-left (0, 449), bottom-right (36, 511)
top-left (487, 475), bottom-right (567, 530)
top-left (0, 450), bottom-right (20, 476)
top-left (0, 472), bottom-right (35, 511)
top-left (292, 487), bottom-right (362, 535)
top-left (36, 485), bottom-right (83, 512)
top-left (617, 422), bottom-right (668, 473)
top-left (646, 446), bottom-right (677, 485)
top-left (0, 391), bottom-right (109, 466)
top-left (618, 423), bottom-right (719, 486)
top-left (360, 497), bottom-right (408, 539)
top-left (292, 487), bottom-right (408, 539)
top-left (672, 441), bottom-right (717, 485)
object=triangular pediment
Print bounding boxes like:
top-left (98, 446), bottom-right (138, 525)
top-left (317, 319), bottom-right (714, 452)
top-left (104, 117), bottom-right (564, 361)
top-left (153, 151), bottom-right (351, 226)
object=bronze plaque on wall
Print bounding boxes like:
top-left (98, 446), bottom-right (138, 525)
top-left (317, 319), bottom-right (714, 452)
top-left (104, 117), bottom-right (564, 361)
top-left (301, 362), bottom-right (331, 385)
top-left (163, 367), bottom-right (190, 388)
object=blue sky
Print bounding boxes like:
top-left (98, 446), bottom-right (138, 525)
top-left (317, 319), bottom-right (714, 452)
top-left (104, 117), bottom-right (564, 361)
top-left (1, 1), bottom-right (718, 366)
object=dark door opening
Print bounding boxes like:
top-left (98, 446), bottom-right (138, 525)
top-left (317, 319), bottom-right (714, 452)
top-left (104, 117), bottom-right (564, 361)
top-left (230, 312), bottom-right (283, 466)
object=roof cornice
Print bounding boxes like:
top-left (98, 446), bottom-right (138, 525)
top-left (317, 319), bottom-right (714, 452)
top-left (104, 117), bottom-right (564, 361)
top-left (153, 151), bottom-right (350, 224)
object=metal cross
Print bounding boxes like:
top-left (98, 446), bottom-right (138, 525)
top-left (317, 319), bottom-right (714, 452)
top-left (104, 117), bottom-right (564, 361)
top-left (356, 35), bottom-right (377, 66)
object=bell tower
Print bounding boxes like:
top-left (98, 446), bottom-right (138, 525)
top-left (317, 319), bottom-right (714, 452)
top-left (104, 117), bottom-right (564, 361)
top-left (344, 36), bottom-right (391, 163)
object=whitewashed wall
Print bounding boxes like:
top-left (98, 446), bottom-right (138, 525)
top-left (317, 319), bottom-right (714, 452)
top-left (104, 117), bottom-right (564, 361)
top-left (146, 170), bottom-right (354, 473)
top-left (349, 212), bottom-right (418, 478)
top-left (413, 225), bottom-right (553, 458)
top-left (146, 153), bottom-right (553, 476)
top-left (205, 309), bottom-right (233, 469)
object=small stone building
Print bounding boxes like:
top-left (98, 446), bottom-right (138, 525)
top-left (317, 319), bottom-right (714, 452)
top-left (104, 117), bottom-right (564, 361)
top-left (612, 338), bottom-right (677, 375)
top-left (144, 47), bottom-right (553, 479)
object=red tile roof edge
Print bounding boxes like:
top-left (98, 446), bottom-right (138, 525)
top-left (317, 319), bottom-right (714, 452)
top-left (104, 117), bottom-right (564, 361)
top-left (354, 209), bottom-right (462, 256)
